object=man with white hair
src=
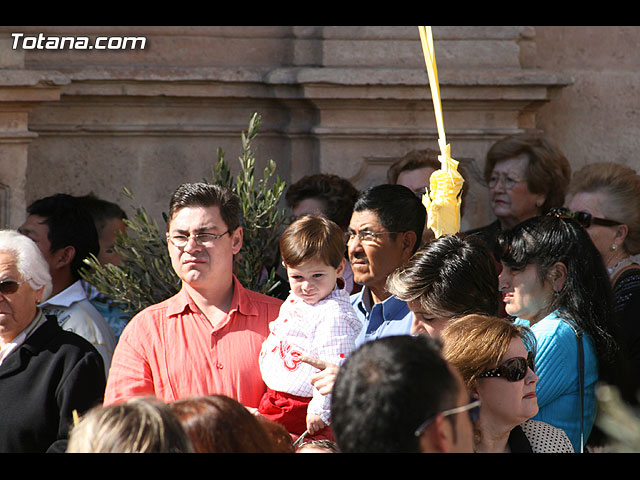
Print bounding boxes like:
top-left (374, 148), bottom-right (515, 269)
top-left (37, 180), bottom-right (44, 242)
top-left (0, 230), bottom-right (106, 452)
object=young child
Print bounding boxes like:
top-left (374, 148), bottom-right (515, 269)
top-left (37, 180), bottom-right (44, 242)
top-left (258, 215), bottom-right (362, 441)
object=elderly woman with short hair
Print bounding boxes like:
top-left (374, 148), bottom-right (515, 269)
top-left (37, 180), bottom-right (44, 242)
top-left (465, 132), bottom-right (572, 260)
top-left (0, 230), bottom-right (106, 452)
top-left (567, 162), bottom-right (640, 402)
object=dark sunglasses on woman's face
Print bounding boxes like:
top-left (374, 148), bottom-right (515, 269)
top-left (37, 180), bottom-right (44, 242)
top-left (478, 351), bottom-right (535, 382)
top-left (0, 280), bottom-right (26, 295)
top-left (548, 207), bottom-right (622, 229)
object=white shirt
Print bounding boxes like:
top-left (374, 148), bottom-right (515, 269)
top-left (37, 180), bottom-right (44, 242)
top-left (39, 280), bottom-right (116, 377)
top-left (259, 286), bottom-right (362, 424)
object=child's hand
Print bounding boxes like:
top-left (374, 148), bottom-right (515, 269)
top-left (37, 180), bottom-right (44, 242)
top-left (306, 413), bottom-right (327, 435)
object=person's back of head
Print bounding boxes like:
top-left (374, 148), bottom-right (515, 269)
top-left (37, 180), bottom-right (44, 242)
top-left (76, 193), bottom-right (127, 234)
top-left (331, 335), bottom-right (458, 453)
top-left (296, 439), bottom-right (340, 453)
top-left (353, 184), bottom-right (426, 255)
top-left (25, 193), bottom-right (100, 281)
top-left (170, 395), bottom-right (277, 453)
top-left (387, 149), bottom-right (441, 185)
top-left (285, 174), bottom-right (359, 230)
top-left (76, 194), bottom-right (128, 267)
top-left (387, 234), bottom-right (499, 318)
top-left (66, 397), bottom-right (193, 453)
top-left (254, 414), bottom-right (295, 453)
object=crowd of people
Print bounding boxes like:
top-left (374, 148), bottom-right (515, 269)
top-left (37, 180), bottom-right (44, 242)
top-left (1, 131), bottom-right (639, 453)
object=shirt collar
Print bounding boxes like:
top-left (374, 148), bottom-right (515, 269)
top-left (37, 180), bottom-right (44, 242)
top-left (166, 275), bottom-right (259, 318)
top-left (39, 280), bottom-right (87, 308)
top-left (354, 286), bottom-right (406, 319)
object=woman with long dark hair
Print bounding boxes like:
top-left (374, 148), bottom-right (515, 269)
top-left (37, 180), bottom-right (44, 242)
top-left (497, 213), bottom-right (627, 452)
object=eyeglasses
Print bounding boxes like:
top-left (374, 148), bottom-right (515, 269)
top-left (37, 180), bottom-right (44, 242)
top-left (0, 279), bottom-right (27, 295)
top-left (168, 231), bottom-right (230, 248)
top-left (488, 173), bottom-right (526, 190)
top-left (549, 207), bottom-right (622, 228)
top-left (345, 229), bottom-right (399, 244)
top-left (478, 351), bottom-right (535, 382)
top-left (414, 399), bottom-right (481, 437)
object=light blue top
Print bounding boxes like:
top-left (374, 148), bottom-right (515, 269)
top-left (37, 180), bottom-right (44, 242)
top-left (515, 310), bottom-right (598, 452)
top-left (351, 287), bottom-right (413, 347)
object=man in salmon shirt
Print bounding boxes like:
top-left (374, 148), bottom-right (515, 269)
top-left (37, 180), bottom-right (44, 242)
top-left (104, 183), bottom-right (283, 408)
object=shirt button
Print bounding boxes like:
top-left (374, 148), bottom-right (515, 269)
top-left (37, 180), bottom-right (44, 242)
top-left (217, 363), bottom-right (224, 369)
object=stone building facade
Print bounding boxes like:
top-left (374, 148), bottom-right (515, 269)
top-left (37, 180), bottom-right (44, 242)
top-left (0, 26), bottom-right (637, 232)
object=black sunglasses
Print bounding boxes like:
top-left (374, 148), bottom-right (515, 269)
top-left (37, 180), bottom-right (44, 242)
top-left (549, 207), bottom-right (622, 229)
top-left (0, 280), bottom-right (27, 295)
top-left (478, 351), bottom-right (535, 382)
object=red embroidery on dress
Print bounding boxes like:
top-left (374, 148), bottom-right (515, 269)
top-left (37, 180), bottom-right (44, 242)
top-left (278, 339), bottom-right (303, 371)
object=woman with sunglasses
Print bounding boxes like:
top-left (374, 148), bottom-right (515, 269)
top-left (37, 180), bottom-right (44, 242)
top-left (567, 162), bottom-right (640, 403)
top-left (0, 230), bottom-right (106, 452)
top-left (441, 314), bottom-right (574, 453)
top-left (497, 214), bottom-right (627, 452)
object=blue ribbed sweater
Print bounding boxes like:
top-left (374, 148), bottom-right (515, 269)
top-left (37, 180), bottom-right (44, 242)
top-left (515, 310), bottom-right (598, 452)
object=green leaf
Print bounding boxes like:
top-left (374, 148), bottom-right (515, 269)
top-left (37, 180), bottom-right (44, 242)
top-left (81, 112), bottom-right (287, 312)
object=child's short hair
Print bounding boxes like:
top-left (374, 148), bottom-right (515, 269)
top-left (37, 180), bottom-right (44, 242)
top-left (280, 215), bottom-right (345, 269)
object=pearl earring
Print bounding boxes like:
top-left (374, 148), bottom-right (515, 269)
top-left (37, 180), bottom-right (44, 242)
top-left (611, 244), bottom-right (617, 251)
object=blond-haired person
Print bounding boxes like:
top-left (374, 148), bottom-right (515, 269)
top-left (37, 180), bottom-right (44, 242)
top-left (568, 162), bottom-right (640, 402)
top-left (441, 314), bottom-right (574, 453)
top-left (67, 397), bottom-right (192, 453)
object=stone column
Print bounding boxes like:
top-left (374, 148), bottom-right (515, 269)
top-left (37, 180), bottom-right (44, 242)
top-left (0, 36), bottom-right (67, 228)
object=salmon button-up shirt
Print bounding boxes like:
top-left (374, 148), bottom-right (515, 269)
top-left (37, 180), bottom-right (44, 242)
top-left (103, 276), bottom-right (282, 408)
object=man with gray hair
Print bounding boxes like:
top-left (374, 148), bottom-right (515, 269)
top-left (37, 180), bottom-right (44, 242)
top-left (104, 183), bottom-right (282, 408)
top-left (347, 184), bottom-right (426, 346)
top-left (0, 230), bottom-right (105, 452)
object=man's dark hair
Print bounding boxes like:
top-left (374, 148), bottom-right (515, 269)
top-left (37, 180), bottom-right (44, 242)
top-left (76, 193), bottom-right (127, 235)
top-left (331, 335), bottom-right (458, 453)
top-left (353, 184), bottom-right (426, 254)
top-left (387, 234), bottom-right (499, 318)
top-left (168, 183), bottom-right (241, 232)
top-left (27, 193), bottom-right (100, 280)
